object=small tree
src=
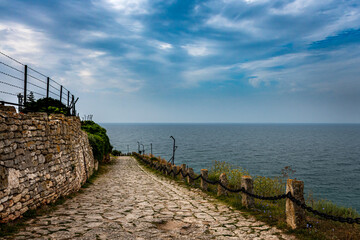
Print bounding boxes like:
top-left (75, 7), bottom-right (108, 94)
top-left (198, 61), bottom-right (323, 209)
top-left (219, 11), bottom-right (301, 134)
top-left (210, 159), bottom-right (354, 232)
top-left (27, 91), bottom-right (35, 103)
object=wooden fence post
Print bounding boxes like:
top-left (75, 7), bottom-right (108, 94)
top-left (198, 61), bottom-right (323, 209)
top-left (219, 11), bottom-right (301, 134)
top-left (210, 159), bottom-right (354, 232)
top-left (241, 176), bottom-right (254, 208)
top-left (217, 173), bottom-right (228, 196)
top-left (166, 163), bottom-right (171, 176)
top-left (171, 165), bottom-right (176, 178)
top-left (175, 166), bottom-right (181, 179)
top-left (286, 179), bottom-right (305, 229)
top-left (181, 164), bottom-right (186, 181)
top-left (200, 169), bottom-right (208, 191)
top-left (187, 168), bottom-right (194, 185)
top-left (162, 160), bottom-right (167, 175)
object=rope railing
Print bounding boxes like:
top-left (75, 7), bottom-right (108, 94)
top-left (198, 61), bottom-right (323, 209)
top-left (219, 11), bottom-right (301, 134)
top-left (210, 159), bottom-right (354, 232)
top-left (134, 153), bottom-right (360, 225)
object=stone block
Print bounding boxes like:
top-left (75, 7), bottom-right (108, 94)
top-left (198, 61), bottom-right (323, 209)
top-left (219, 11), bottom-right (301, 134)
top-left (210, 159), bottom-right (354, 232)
top-left (8, 168), bottom-right (21, 189)
top-left (0, 166), bottom-right (8, 190)
top-left (12, 194), bottom-right (22, 203)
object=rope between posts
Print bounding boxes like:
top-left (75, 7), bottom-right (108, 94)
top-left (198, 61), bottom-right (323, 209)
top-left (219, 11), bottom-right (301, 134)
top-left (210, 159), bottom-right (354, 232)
top-left (136, 154), bottom-right (360, 225)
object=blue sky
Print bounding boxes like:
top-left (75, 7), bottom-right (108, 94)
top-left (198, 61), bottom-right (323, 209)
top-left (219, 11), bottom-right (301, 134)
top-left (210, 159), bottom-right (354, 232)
top-left (0, 0), bottom-right (360, 123)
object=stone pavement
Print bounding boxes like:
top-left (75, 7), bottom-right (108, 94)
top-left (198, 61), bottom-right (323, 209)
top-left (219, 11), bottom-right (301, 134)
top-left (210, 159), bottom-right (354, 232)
top-left (6, 156), bottom-right (296, 239)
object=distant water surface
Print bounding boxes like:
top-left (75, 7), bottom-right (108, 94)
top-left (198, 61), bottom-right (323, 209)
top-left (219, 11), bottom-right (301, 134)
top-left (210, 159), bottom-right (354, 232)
top-left (101, 123), bottom-right (360, 211)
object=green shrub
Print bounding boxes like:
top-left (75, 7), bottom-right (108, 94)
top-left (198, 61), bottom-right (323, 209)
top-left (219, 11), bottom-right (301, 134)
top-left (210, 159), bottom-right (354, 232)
top-left (22, 97), bottom-right (71, 116)
top-left (81, 121), bottom-right (113, 162)
top-left (111, 150), bottom-right (122, 156)
top-left (208, 160), bottom-right (249, 188)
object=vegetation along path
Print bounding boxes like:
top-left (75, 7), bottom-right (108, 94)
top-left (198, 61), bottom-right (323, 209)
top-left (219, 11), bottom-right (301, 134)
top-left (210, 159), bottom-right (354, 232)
top-left (7, 156), bottom-right (296, 239)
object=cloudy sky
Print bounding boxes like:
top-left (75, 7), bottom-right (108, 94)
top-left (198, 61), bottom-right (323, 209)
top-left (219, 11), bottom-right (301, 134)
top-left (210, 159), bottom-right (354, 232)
top-left (0, 0), bottom-right (360, 123)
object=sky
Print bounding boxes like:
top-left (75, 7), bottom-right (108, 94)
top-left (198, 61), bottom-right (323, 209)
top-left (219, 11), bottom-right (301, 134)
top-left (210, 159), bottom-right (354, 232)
top-left (0, 0), bottom-right (360, 123)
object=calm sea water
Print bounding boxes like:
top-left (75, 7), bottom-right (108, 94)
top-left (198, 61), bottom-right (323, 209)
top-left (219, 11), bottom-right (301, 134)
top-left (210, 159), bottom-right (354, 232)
top-left (101, 123), bottom-right (360, 211)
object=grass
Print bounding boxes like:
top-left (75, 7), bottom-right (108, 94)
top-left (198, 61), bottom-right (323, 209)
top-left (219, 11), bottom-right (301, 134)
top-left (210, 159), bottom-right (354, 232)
top-left (134, 153), bottom-right (360, 240)
top-left (0, 158), bottom-right (115, 238)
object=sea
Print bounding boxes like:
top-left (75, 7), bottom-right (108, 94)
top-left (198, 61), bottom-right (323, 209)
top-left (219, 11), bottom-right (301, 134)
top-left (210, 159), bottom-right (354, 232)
top-left (101, 123), bottom-right (360, 212)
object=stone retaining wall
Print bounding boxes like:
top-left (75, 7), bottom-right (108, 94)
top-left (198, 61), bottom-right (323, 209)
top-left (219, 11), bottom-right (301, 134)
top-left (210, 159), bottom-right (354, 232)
top-left (0, 106), bottom-right (97, 223)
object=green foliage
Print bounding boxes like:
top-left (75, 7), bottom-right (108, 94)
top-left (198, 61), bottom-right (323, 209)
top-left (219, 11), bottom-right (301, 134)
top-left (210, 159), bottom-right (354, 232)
top-left (111, 149), bottom-right (122, 156)
top-left (253, 176), bottom-right (285, 197)
top-left (22, 97), bottom-right (70, 116)
top-left (208, 160), bottom-right (249, 188)
top-left (81, 121), bottom-right (113, 162)
top-left (310, 199), bottom-right (359, 219)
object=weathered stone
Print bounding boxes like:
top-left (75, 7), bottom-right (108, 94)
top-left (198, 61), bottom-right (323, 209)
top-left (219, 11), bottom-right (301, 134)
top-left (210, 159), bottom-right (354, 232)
top-left (218, 173), bottom-right (228, 196)
top-left (12, 194), bottom-right (22, 203)
top-left (8, 168), bottom-right (21, 189)
top-left (0, 109), bottom-right (95, 223)
top-left (241, 176), bottom-right (254, 208)
top-left (0, 105), bottom-right (16, 112)
top-left (0, 123), bottom-right (7, 132)
top-left (181, 164), bottom-right (186, 181)
top-left (0, 166), bottom-right (8, 190)
top-left (286, 179), bottom-right (305, 229)
top-left (187, 168), bottom-right (195, 185)
top-left (6, 156), bottom-right (295, 239)
top-left (200, 169), bottom-right (208, 191)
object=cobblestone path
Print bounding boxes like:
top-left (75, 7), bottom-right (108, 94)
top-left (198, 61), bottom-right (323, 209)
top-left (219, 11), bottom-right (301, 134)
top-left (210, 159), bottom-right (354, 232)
top-left (7, 157), bottom-right (296, 239)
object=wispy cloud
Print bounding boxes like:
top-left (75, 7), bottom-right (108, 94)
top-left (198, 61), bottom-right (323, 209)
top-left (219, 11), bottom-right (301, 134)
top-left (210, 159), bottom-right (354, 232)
top-left (239, 46), bottom-right (360, 95)
top-left (94, 0), bottom-right (150, 15)
top-left (1, 0), bottom-right (359, 122)
top-left (182, 44), bottom-right (211, 56)
top-left (182, 65), bottom-right (235, 87)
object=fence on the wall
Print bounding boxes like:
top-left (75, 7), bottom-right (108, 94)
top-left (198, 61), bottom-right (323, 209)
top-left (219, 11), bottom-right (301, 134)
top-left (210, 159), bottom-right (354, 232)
top-left (0, 51), bottom-right (78, 115)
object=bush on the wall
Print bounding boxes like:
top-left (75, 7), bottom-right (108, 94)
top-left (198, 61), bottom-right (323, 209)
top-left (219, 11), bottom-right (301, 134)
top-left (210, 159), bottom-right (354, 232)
top-left (22, 97), bottom-right (71, 116)
top-left (81, 121), bottom-right (113, 162)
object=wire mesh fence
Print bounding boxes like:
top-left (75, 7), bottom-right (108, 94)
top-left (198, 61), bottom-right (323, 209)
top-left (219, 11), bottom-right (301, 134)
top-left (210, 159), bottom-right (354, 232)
top-left (0, 51), bottom-right (78, 115)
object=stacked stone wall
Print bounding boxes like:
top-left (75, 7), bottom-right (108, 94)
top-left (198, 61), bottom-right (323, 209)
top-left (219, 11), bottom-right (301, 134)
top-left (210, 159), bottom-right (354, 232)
top-left (0, 107), bottom-right (97, 223)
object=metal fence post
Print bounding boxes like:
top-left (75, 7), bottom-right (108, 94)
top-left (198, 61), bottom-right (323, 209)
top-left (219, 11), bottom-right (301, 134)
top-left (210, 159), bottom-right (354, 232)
top-left (71, 95), bottom-right (74, 115)
top-left (46, 77), bottom-right (50, 98)
top-left (60, 85), bottom-right (63, 102)
top-left (23, 65), bottom-right (27, 104)
top-left (67, 91), bottom-right (70, 107)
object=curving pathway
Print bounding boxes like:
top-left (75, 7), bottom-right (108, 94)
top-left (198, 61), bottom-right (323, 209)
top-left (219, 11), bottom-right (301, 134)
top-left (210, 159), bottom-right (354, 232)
top-left (7, 156), bottom-right (296, 239)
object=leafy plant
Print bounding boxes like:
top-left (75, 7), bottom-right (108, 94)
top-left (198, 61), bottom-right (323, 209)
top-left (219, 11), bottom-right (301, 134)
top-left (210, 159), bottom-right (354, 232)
top-left (111, 149), bottom-right (122, 156)
top-left (21, 97), bottom-right (70, 116)
top-left (81, 121), bottom-right (113, 162)
top-left (208, 160), bottom-right (249, 188)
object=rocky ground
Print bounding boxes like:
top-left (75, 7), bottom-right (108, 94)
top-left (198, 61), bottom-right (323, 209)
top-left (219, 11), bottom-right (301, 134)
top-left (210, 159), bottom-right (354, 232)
top-left (5, 156), bottom-right (296, 239)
